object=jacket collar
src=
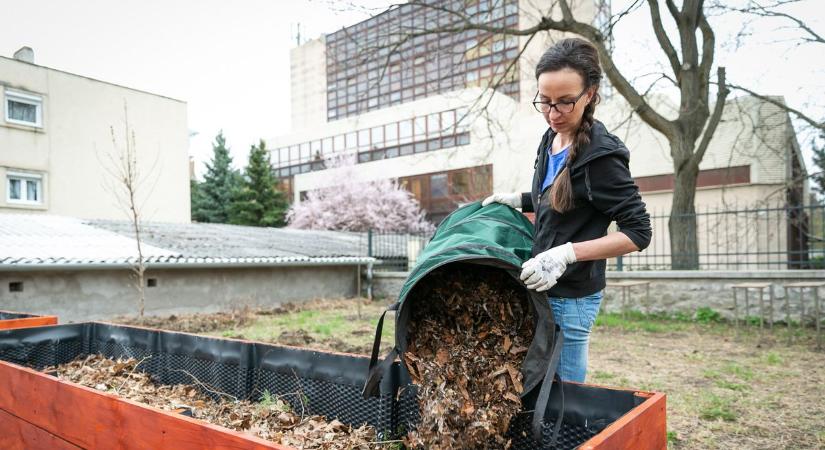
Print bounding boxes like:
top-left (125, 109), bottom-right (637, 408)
top-left (541, 120), bottom-right (627, 172)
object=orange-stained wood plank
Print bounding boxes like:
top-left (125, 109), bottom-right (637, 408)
top-left (578, 392), bottom-right (667, 450)
top-left (0, 316), bottom-right (58, 330)
top-left (0, 408), bottom-right (83, 450)
top-left (0, 360), bottom-right (294, 450)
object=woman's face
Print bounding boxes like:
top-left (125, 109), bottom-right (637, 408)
top-left (536, 68), bottom-right (592, 135)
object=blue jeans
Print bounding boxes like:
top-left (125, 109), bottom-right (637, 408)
top-left (549, 291), bottom-right (603, 383)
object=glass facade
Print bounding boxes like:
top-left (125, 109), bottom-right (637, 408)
top-left (400, 164), bottom-right (493, 223)
top-left (273, 108), bottom-right (470, 178)
top-left (325, 0), bottom-right (521, 121)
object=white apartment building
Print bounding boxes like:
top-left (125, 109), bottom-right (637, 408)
top-left (270, 0), bottom-right (808, 250)
top-left (0, 47), bottom-right (190, 223)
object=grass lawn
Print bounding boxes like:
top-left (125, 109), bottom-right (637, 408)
top-left (125, 298), bottom-right (825, 449)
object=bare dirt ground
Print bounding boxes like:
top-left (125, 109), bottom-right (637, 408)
top-left (588, 314), bottom-right (825, 450)
top-left (115, 299), bottom-right (825, 449)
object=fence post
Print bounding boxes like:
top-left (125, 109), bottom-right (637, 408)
top-left (617, 255), bottom-right (624, 271)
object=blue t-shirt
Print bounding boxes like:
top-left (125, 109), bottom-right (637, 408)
top-left (541, 146), bottom-right (569, 192)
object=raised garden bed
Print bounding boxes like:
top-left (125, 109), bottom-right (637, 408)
top-left (0, 323), bottom-right (665, 449)
top-left (0, 310), bottom-right (57, 330)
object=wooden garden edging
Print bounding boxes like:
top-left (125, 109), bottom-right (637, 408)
top-left (0, 357), bottom-right (666, 450)
top-left (0, 311), bottom-right (58, 331)
top-left (0, 321), bottom-right (666, 449)
top-left (0, 361), bottom-right (290, 450)
top-left (579, 388), bottom-right (667, 449)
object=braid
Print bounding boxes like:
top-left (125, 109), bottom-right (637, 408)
top-left (537, 37), bottom-right (603, 213)
top-left (549, 100), bottom-right (597, 212)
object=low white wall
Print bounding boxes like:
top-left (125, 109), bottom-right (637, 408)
top-left (373, 270), bottom-right (825, 323)
top-left (0, 265), bottom-right (361, 322)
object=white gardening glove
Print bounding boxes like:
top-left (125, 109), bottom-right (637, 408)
top-left (520, 242), bottom-right (577, 292)
top-left (481, 192), bottom-right (522, 209)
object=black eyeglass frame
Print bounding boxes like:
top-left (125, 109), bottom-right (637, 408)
top-left (532, 87), bottom-right (589, 114)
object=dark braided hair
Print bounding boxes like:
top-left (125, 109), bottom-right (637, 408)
top-left (535, 38), bottom-right (602, 213)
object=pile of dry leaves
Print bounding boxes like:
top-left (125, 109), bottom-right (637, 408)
top-left (404, 265), bottom-right (534, 449)
top-left (48, 354), bottom-right (385, 449)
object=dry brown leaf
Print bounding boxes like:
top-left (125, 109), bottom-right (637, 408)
top-left (405, 265), bottom-right (534, 450)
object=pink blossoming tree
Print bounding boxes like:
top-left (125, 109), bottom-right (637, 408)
top-left (286, 156), bottom-right (435, 234)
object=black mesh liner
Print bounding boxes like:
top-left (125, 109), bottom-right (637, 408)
top-left (0, 323), bottom-right (642, 449)
top-left (0, 311), bottom-right (39, 321)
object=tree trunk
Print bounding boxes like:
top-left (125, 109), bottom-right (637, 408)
top-left (669, 141), bottom-right (701, 270)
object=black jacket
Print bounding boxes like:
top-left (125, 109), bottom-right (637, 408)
top-left (521, 120), bottom-right (651, 298)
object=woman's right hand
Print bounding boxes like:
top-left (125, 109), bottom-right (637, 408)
top-left (481, 192), bottom-right (522, 209)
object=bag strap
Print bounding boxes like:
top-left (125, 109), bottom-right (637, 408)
top-left (531, 324), bottom-right (565, 445)
top-left (361, 303), bottom-right (399, 398)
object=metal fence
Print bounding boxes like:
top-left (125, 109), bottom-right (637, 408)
top-left (614, 203), bottom-right (825, 271)
top-left (364, 203), bottom-right (825, 272)
top-left (362, 229), bottom-right (432, 271)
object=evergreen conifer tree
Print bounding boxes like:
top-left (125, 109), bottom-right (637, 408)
top-left (194, 131), bottom-right (241, 223)
top-left (230, 139), bottom-right (289, 227)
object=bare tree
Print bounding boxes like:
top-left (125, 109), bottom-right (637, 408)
top-left (100, 103), bottom-right (159, 319)
top-left (337, 0), bottom-right (825, 269)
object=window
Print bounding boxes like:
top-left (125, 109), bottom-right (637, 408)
top-left (371, 126), bottom-right (384, 149)
top-left (325, 2), bottom-right (520, 119)
top-left (427, 113), bottom-right (440, 136)
top-left (5, 90), bottom-right (42, 127)
top-left (430, 174), bottom-right (448, 198)
top-left (346, 132), bottom-right (358, 150)
top-left (7, 172), bottom-right (42, 204)
top-left (358, 129), bottom-right (370, 150)
top-left (311, 140), bottom-right (322, 160)
top-left (413, 116), bottom-right (427, 140)
top-left (385, 123), bottom-right (398, 145)
top-left (399, 120), bottom-right (413, 144)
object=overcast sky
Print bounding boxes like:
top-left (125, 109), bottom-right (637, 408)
top-left (2, 0), bottom-right (823, 178)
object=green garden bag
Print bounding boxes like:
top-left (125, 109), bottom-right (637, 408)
top-left (362, 201), bottom-right (565, 442)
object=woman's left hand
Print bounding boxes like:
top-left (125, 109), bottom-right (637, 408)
top-left (520, 242), bottom-right (577, 291)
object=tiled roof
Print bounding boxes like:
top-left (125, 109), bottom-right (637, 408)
top-left (0, 214), bottom-right (375, 269)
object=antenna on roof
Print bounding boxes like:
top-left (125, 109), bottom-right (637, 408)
top-left (291, 22), bottom-right (303, 46)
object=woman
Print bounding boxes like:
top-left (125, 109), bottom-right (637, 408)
top-left (483, 38), bottom-right (651, 383)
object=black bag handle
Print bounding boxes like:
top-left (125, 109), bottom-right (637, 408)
top-left (532, 324), bottom-right (565, 445)
top-left (361, 303), bottom-right (399, 398)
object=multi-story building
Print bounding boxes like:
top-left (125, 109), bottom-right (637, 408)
top-left (0, 47), bottom-right (190, 223)
top-left (270, 0), bottom-right (810, 268)
top-left (271, 0), bottom-right (604, 223)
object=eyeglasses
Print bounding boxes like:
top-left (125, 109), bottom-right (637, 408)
top-left (532, 88), bottom-right (589, 114)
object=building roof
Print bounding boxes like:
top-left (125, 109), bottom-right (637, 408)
top-left (0, 214), bottom-right (375, 270)
top-left (0, 55), bottom-right (186, 104)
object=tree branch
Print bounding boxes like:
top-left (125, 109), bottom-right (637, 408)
top-left (369, 0), bottom-right (680, 139)
top-left (721, 1), bottom-right (825, 45)
top-left (647, 0), bottom-right (682, 78)
top-left (698, 9), bottom-right (715, 100)
top-left (665, 0), bottom-right (682, 23)
top-left (726, 82), bottom-right (825, 132)
top-left (693, 67), bottom-right (729, 165)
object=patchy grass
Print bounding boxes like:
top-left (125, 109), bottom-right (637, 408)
top-left (594, 311), bottom-right (691, 333)
top-left (699, 393), bottom-right (738, 422)
top-left (210, 298), bottom-right (395, 354)
top-left (589, 309), bottom-right (825, 449)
